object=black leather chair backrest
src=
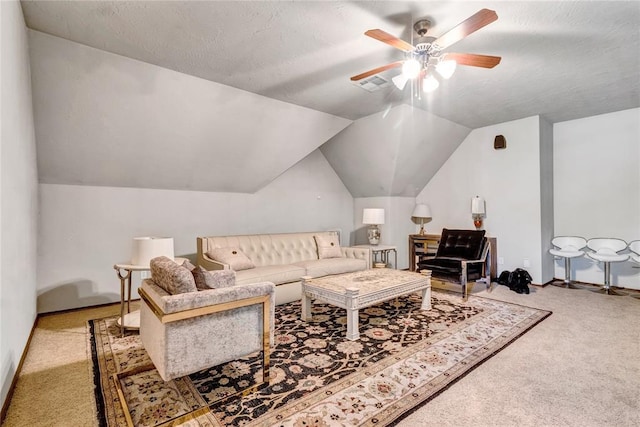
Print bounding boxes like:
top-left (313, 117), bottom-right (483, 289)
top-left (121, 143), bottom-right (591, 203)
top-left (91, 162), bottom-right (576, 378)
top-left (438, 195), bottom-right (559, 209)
top-left (437, 229), bottom-right (486, 260)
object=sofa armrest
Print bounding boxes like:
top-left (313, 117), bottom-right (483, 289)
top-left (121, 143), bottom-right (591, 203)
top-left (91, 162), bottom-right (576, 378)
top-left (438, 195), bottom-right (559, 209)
top-left (198, 253), bottom-right (229, 271)
top-left (140, 279), bottom-right (275, 315)
top-left (341, 246), bottom-right (372, 269)
top-left (197, 237), bottom-right (229, 271)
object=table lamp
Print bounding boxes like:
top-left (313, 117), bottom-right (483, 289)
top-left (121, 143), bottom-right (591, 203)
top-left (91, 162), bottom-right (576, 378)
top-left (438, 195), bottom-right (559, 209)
top-left (471, 196), bottom-right (485, 230)
top-left (362, 208), bottom-right (385, 245)
top-left (411, 204), bottom-right (433, 235)
top-left (131, 237), bottom-right (175, 267)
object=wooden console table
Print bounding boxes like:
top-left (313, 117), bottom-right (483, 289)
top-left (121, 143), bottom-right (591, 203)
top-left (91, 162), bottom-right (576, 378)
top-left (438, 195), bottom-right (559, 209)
top-left (409, 233), bottom-right (498, 279)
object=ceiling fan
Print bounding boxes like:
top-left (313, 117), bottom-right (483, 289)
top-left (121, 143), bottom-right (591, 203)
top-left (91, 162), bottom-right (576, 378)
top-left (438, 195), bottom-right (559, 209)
top-left (351, 9), bottom-right (501, 93)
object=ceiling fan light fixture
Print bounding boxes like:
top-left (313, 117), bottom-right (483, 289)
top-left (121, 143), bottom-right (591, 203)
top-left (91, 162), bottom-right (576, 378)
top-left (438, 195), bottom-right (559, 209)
top-left (392, 73), bottom-right (409, 90)
top-left (436, 59), bottom-right (457, 79)
top-left (423, 74), bottom-right (440, 93)
top-left (402, 58), bottom-right (421, 79)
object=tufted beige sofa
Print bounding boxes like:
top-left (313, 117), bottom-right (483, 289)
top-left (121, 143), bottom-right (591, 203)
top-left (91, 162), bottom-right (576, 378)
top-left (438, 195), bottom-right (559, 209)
top-left (197, 231), bottom-right (371, 305)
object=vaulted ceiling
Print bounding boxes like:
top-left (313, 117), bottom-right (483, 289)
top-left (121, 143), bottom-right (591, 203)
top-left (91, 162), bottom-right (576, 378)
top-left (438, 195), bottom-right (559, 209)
top-left (21, 1), bottom-right (640, 196)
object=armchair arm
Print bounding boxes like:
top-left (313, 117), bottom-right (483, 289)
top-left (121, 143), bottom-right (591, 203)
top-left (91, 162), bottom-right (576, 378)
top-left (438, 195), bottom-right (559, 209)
top-left (140, 280), bottom-right (275, 316)
top-left (341, 246), bottom-right (372, 269)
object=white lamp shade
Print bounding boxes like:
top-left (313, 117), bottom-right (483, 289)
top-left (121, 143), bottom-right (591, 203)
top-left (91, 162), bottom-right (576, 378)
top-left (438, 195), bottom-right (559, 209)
top-left (436, 59), bottom-right (457, 79)
top-left (471, 196), bottom-right (486, 215)
top-left (131, 237), bottom-right (174, 267)
top-left (363, 208), bottom-right (385, 225)
top-left (423, 74), bottom-right (440, 93)
top-left (392, 73), bottom-right (409, 90)
top-left (411, 203), bottom-right (432, 221)
top-left (402, 59), bottom-right (421, 79)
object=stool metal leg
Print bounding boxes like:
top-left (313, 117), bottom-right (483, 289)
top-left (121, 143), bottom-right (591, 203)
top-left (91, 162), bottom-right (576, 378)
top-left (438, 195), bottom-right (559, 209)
top-left (591, 262), bottom-right (627, 296)
top-left (551, 257), bottom-right (584, 289)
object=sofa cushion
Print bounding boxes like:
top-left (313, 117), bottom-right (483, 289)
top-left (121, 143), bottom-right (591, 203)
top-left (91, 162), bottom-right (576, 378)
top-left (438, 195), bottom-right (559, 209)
top-left (235, 265), bottom-right (306, 286)
top-left (150, 256), bottom-right (198, 295)
top-left (293, 258), bottom-right (368, 278)
top-left (314, 234), bottom-right (342, 259)
top-left (192, 266), bottom-right (236, 290)
top-left (207, 247), bottom-right (255, 271)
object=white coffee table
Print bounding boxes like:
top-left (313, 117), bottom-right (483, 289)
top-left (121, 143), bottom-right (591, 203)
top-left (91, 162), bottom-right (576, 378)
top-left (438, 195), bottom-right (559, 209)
top-left (301, 269), bottom-right (432, 340)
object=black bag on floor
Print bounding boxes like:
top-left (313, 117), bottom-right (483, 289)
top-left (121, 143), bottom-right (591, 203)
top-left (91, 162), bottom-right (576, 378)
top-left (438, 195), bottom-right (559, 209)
top-left (497, 268), bottom-right (532, 294)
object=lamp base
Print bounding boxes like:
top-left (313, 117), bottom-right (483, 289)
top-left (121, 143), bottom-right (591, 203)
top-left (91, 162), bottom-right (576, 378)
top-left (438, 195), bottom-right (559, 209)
top-left (473, 216), bottom-right (483, 230)
top-left (367, 225), bottom-right (380, 245)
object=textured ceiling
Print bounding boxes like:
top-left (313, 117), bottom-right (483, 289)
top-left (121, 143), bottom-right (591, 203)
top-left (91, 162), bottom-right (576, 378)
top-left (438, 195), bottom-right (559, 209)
top-left (21, 1), bottom-right (640, 129)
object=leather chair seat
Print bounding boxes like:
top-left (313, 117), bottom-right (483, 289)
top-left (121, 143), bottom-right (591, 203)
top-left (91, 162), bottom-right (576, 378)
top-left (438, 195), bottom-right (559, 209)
top-left (419, 257), bottom-right (483, 279)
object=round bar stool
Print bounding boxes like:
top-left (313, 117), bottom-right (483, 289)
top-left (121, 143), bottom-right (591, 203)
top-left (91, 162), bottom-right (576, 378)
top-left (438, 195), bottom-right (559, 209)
top-left (627, 240), bottom-right (640, 299)
top-left (549, 236), bottom-right (587, 289)
top-left (586, 238), bottom-right (629, 296)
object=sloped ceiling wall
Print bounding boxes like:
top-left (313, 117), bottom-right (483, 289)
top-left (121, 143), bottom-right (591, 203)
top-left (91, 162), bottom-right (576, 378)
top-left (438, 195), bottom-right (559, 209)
top-left (29, 31), bottom-right (352, 193)
top-left (321, 105), bottom-right (471, 197)
top-left (29, 31), bottom-right (472, 198)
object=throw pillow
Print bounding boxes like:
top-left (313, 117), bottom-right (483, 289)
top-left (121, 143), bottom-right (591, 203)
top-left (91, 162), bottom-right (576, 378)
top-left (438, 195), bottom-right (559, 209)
top-left (206, 247), bottom-right (255, 271)
top-left (192, 266), bottom-right (236, 290)
top-left (314, 234), bottom-right (342, 259)
top-left (181, 259), bottom-right (196, 271)
top-left (150, 256), bottom-right (198, 295)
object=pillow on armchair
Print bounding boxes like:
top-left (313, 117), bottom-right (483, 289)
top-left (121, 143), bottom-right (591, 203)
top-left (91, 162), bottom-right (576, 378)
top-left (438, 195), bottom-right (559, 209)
top-left (192, 266), bottom-right (236, 290)
top-left (150, 256), bottom-right (198, 295)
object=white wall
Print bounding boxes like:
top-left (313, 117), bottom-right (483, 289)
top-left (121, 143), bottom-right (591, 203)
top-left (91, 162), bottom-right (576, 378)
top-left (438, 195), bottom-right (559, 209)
top-left (417, 116), bottom-right (546, 284)
top-left (352, 197), bottom-right (416, 270)
top-left (28, 30), bottom-right (351, 194)
top-left (321, 105), bottom-right (470, 197)
top-left (37, 150), bottom-right (354, 313)
top-left (539, 117), bottom-right (555, 282)
top-left (1, 0), bottom-right (39, 409)
top-left (554, 108), bottom-right (640, 289)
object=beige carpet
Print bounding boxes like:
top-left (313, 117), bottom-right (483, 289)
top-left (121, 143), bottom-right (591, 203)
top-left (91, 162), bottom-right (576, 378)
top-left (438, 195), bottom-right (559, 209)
top-left (3, 283), bottom-right (639, 426)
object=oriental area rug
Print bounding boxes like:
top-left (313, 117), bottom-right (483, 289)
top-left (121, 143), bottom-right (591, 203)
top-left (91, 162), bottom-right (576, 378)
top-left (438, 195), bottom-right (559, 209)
top-left (89, 290), bottom-right (551, 427)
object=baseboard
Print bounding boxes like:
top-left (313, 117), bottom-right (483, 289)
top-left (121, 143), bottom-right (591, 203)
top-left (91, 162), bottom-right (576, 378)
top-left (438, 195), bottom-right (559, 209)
top-left (534, 279), bottom-right (553, 287)
top-left (38, 299), bottom-right (126, 317)
top-left (1, 315), bottom-right (38, 424)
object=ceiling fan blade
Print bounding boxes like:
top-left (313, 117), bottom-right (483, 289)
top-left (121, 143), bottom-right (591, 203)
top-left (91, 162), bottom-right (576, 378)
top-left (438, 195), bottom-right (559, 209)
top-left (444, 53), bottom-right (501, 68)
top-left (350, 61), bottom-right (404, 81)
top-left (433, 9), bottom-right (498, 50)
top-left (365, 29), bottom-right (414, 52)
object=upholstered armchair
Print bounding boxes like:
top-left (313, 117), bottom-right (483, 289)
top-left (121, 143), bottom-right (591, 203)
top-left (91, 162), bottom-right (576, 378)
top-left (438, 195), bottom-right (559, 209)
top-left (138, 257), bottom-right (275, 382)
top-left (417, 229), bottom-right (490, 299)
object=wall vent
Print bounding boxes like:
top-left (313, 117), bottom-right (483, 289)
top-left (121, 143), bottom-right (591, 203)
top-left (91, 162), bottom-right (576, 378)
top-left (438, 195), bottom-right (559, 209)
top-left (353, 75), bottom-right (390, 92)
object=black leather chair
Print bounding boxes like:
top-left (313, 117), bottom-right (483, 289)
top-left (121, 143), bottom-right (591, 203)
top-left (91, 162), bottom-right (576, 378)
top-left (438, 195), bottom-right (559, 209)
top-left (418, 229), bottom-right (490, 299)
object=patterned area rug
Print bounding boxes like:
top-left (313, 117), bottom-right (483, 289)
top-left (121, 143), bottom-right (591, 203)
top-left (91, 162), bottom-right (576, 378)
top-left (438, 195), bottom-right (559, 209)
top-left (89, 290), bottom-right (551, 426)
